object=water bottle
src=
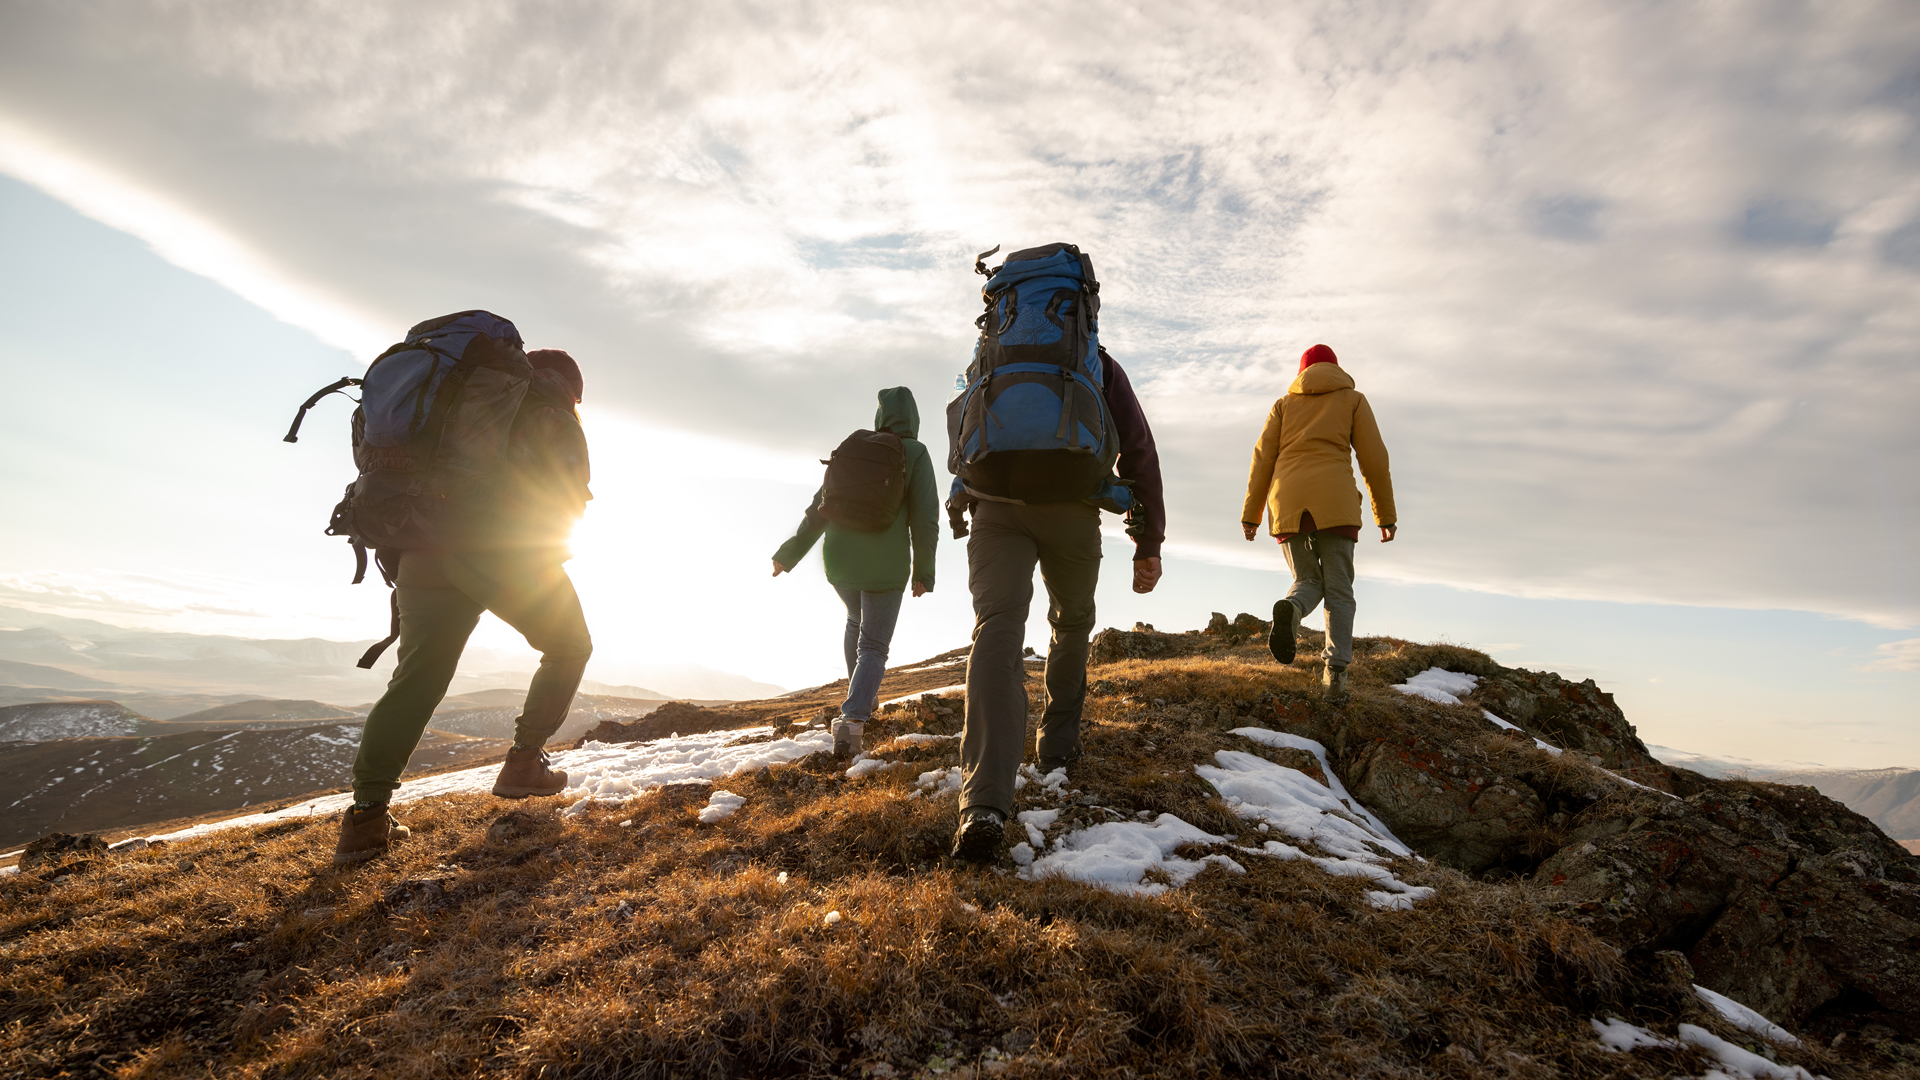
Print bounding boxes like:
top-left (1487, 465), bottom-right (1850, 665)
top-left (949, 372), bottom-right (968, 403)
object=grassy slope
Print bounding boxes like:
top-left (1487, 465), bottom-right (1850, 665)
top-left (0, 636), bottom-right (1909, 1080)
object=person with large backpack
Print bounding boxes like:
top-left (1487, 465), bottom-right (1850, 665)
top-left (1241, 344), bottom-right (1397, 699)
top-left (945, 243), bottom-right (1166, 864)
top-left (772, 387), bottom-right (939, 758)
top-left (287, 312), bottom-right (594, 865)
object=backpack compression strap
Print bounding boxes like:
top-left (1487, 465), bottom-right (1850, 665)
top-left (355, 550), bottom-right (403, 669)
top-left (283, 377), bottom-right (364, 443)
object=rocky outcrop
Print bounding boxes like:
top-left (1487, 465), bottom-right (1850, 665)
top-left (578, 701), bottom-right (746, 745)
top-left (1467, 669), bottom-right (1671, 788)
top-left (20, 831), bottom-right (108, 874)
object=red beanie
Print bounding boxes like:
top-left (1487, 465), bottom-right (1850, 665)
top-left (1299, 344), bottom-right (1338, 373)
top-left (526, 349), bottom-right (583, 403)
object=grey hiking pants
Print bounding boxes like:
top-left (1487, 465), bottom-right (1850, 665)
top-left (961, 500), bottom-right (1102, 817)
top-left (1283, 532), bottom-right (1356, 667)
top-left (351, 550), bottom-right (592, 805)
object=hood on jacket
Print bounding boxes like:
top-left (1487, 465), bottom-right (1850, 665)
top-left (1289, 362), bottom-right (1356, 396)
top-left (875, 386), bottom-right (919, 439)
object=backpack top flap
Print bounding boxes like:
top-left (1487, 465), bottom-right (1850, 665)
top-left (360, 311), bottom-right (525, 450)
top-left (977, 243), bottom-right (1103, 383)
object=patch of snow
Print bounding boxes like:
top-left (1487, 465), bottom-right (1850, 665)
top-left (1693, 986), bottom-right (1798, 1046)
top-left (1591, 1017), bottom-right (1677, 1053)
top-left (698, 790), bottom-right (746, 824)
top-left (823, 910), bottom-right (841, 927)
top-left (1016, 808), bottom-right (1061, 848)
top-left (1021, 813), bottom-right (1246, 896)
top-left (897, 658), bottom-right (967, 673)
top-left (916, 766), bottom-right (962, 796)
top-left (1679, 1024), bottom-right (1820, 1079)
top-left (884, 733), bottom-right (958, 746)
top-left (1220, 728), bottom-right (1411, 857)
top-left (1009, 841), bottom-right (1035, 866)
top-left (1394, 667), bottom-right (1480, 704)
top-left (880, 684), bottom-right (966, 708)
top-left (118, 726), bottom-right (830, 845)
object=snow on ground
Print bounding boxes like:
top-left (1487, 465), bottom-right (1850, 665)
top-left (879, 684), bottom-right (966, 709)
top-left (698, 790), bottom-right (746, 824)
top-left (1591, 1016), bottom-right (1822, 1079)
top-left (1694, 985), bottom-right (1800, 1045)
top-left (61, 726), bottom-right (832, 848)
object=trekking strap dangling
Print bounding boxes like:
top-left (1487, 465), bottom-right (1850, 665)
top-left (354, 550), bottom-right (403, 669)
top-left (974, 244), bottom-right (1001, 276)
top-left (283, 377), bottom-right (363, 443)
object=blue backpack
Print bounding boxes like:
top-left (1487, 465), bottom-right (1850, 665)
top-left (946, 243), bottom-right (1132, 509)
top-left (285, 310), bottom-right (531, 665)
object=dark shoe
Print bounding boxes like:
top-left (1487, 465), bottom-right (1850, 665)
top-left (334, 804), bottom-right (410, 865)
top-left (1269, 599), bottom-right (1298, 664)
top-left (492, 746), bottom-right (568, 798)
top-left (1036, 749), bottom-right (1081, 774)
top-left (949, 807), bottom-right (1005, 865)
top-left (831, 719), bottom-right (865, 759)
top-left (1323, 662), bottom-right (1349, 699)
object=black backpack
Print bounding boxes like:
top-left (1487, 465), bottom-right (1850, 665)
top-left (817, 430), bottom-right (907, 531)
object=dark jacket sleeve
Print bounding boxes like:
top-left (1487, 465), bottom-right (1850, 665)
top-left (773, 487), bottom-right (827, 569)
top-left (1101, 355), bottom-right (1166, 560)
top-left (906, 440), bottom-right (938, 588)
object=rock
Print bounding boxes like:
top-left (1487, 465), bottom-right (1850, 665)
top-left (21, 832), bottom-right (107, 873)
top-left (1089, 627), bottom-right (1189, 664)
top-left (1468, 669), bottom-right (1673, 790)
top-left (1537, 780), bottom-right (1920, 1037)
top-left (580, 700), bottom-right (748, 745)
top-left (487, 810), bottom-right (549, 846)
top-left (1202, 611), bottom-right (1272, 645)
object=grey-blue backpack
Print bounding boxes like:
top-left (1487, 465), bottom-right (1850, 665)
top-left (285, 310), bottom-right (531, 665)
top-left (946, 243), bottom-right (1132, 510)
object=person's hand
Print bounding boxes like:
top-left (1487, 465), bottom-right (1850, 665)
top-left (1132, 556), bottom-right (1162, 594)
top-left (911, 581), bottom-right (930, 597)
top-left (771, 559), bottom-right (789, 576)
top-left (1380, 525), bottom-right (1397, 543)
top-left (1241, 522), bottom-right (1259, 542)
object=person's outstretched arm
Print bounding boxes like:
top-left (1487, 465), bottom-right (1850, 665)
top-left (1241, 399), bottom-right (1283, 539)
top-left (905, 443), bottom-right (938, 595)
top-left (1351, 395), bottom-right (1396, 536)
top-left (771, 487), bottom-right (827, 575)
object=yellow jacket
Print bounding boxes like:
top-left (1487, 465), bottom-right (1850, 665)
top-left (1241, 363), bottom-right (1396, 533)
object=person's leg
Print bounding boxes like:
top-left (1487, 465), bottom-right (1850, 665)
top-left (834, 585), bottom-right (863, 679)
top-left (1031, 503), bottom-right (1103, 767)
top-left (441, 551), bottom-right (593, 748)
top-left (1282, 534), bottom-right (1326, 620)
top-left (1314, 534), bottom-right (1357, 668)
top-left (961, 501), bottom-right (1039, 820)
top-left (842, 589), bottom-right (903, 721)
top-left (350, 552), bottom-right (484, 806)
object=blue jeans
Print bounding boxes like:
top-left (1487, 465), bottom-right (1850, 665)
top-left (835, 586), bottom-right (904, 720)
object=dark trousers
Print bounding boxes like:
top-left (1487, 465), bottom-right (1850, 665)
top-left (961, 500), bottom-right (1102, 815)
top-left (351, 550), bottom-right (592, 805)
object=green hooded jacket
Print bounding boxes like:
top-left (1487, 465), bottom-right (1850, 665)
top-left (774, 387), bottom-right (938, 592)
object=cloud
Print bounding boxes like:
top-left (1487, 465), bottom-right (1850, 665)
top-left (1, 0), bottom-right (1917, 630)
top-left (1865, 638), bottom-right (1920, 673)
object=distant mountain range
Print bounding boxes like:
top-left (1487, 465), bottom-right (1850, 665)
top-left (0, 604), bottom-right (785, 706)
top-left (1648, 743), bottom-right (1920, 843)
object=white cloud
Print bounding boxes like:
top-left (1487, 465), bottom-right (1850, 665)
top-left (1, 0), bottom-right (1916, 629)
top-left (1865, 638), bottom-right (1920, 673)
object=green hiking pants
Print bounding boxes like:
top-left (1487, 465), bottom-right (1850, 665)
top-left (961, 500), bottom-right (1103, 817)
top-left (350, 549), bottom-right (592, 805)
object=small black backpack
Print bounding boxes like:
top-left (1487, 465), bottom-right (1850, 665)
top-left (817, 430), bottom-right (907, 531)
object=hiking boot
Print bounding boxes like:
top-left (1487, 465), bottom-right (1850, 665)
top-left (1036, 749), bottom-right (1081, 775)
top-left (1323, 662), bottom-right (1349, 700)
top-left (950, 807), bottom-right (1005, 865)
top-left (1269, 599), bottom-right (1297, 664)
top-left (333, 804), bottom-right (410, 865)
top-left (492, 745), bottom-right (568, 799)
top-left (831, 719), bottom-right (865, 759)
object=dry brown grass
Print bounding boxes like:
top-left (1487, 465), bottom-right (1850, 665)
top-left (1, 636), bottom-right (1906, 1079)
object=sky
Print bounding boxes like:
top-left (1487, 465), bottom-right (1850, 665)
top-left (0, 0), bottom-right (1916, 765)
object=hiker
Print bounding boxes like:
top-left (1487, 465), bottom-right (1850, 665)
top-left (772, 387), bottom-right (939, 758)
top-left (945, 243), bottom-right (1165, 864)
top-left (305, 313), bottom-right (594, 865)
top-left (1241, 343), bottom-right (1396, 698)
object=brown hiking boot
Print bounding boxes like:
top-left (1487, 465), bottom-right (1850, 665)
top-left (334, 804), bottom-right (410, 865)
top-left (492, 746), bottom-right (568, 799)
top-left (1323, 662), bottom-right (1349, 700)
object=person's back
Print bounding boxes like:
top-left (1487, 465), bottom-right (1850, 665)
top-left (773, 387), bottom-right (938, 756)
top-left (1242, 344), bottom-right (1396, 695)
